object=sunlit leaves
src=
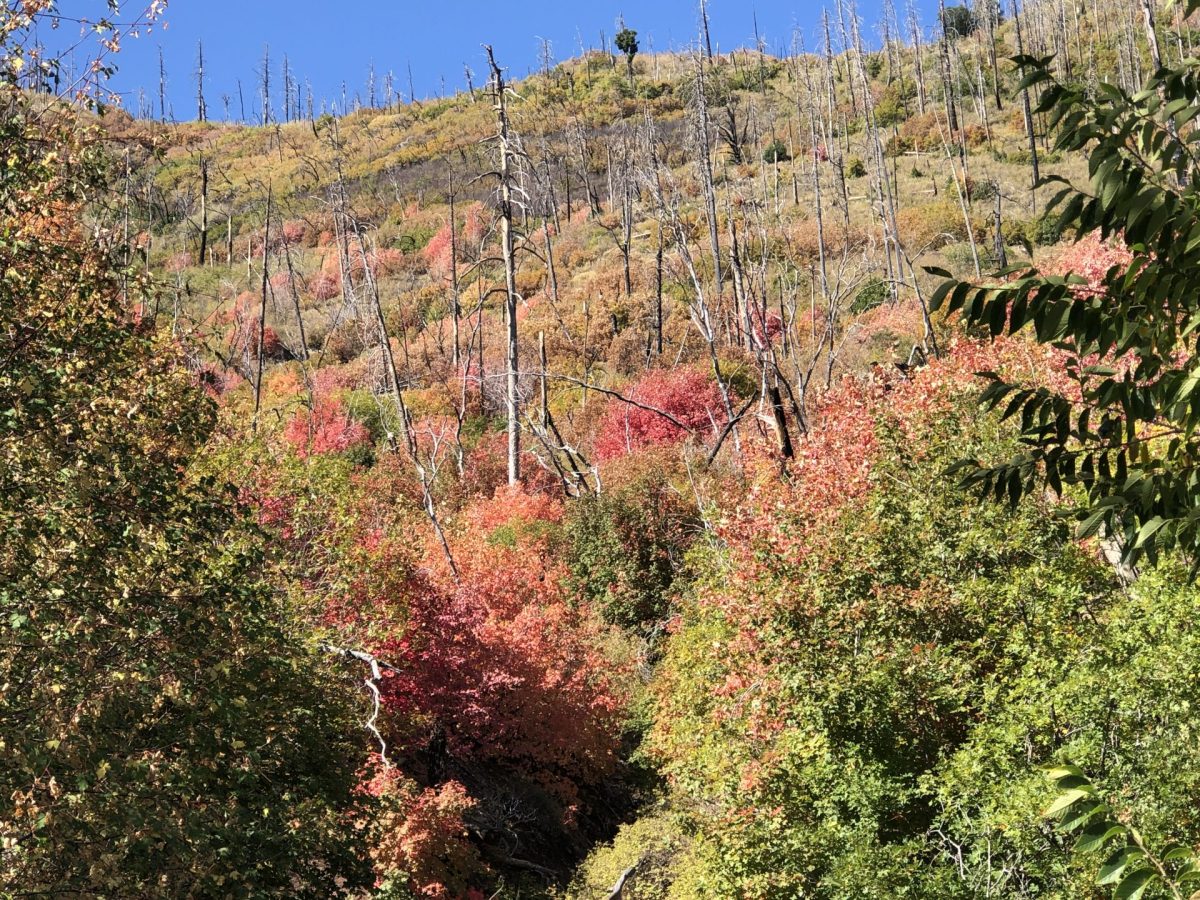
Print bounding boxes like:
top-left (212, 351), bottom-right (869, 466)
top-left (933, 54), bottom-right (1200, 567)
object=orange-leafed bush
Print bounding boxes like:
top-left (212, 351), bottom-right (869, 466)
top-left (593, 366), bottom-right (726, 461)
top-left (786, 218), bottom-right (868, 261)
top-left (367, 768), bottom-right (485, 899)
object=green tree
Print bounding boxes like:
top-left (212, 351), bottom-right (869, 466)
top-left (615, 26), bottom-right (639, 88)
top-left (762, 138), bottom-right (791, 164)
top-left (941, 5), bottom-right (976, 37)
top-left (931, 50), bottom-right (1200, 568)
top-left (0, 85), bottom-right (372, 897)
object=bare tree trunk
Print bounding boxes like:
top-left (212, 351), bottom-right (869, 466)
top-left (909, 1), bottom-right (928, 114)
top-left (1012, 0), bottom-right (1041, 192)
top-left (282, 240), bottom-right (309, 359)
top-left (198, 155), bottom-right (209, 265)
top-left (691, 54), bottom-right (724, 320)
top-left (487, 46), bottom-right (522, 485)
top-left (938, 0), bottom-right (960, 133)
top-left (993, 187), bottom-right (1008, 269)
top-left (253, 185), bottom-right (272, 434)
top-left (700, 0), bottom-right (715, 60)
top-left (448, 165), bottom-right (461, 368)
top-left (196, 40), bottom-right (207, 122)
top-left (728, 209), bottom-right (753, 350)
top-left (654, 224), bottom-right (664, 356)
top-left (158, 46), bottom-right (167, 122)
top-left (981, 0), bottom-right (1002, 109)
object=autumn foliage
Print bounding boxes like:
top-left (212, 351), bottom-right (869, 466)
top-left (283, 398), bottom-right (370, 458)
top-left (593, 366), bottom-right (726, 461)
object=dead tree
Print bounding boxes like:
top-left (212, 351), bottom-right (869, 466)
top-left (260, 44), bottom-right (271, 125)
top-left (158, 46), bottom-right (167, 122)
top-left (938, 0), bottom-right (960, 133)
top-left (195, 40), bottom-right (207, 122)
top-left (447, 164), bottom-right (461, 367)
top-left (197, 154), bottom-right (209, 265)
top-left (977, 0), bottom-right (1002, 109)
top-left (485, 45), bottom-right (523, 485)
top-left (1011, 0), bottom-right (1040, 191)
top-left (690, 52), bottom-right (724, 326)
top-left (909, 0), bottom-right (928, 113)
top-left (252, 185), bottom-right (272, 435)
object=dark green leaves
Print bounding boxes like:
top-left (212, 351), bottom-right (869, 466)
top-left (941, 54), bottom-right (1200, 568)
top-left (1045, 765), bottom-right (1198, 899)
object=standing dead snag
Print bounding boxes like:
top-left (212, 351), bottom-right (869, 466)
top-left (1010, 0), bottom-right (1040, 192)
top-left (252, 184), bottom-right (271, 435)
top-left (690, 52), bottom-right (724, 318)
top-left (195, 40), bottom-right (207, 122)
top-left (197, 154), bottom-right (209, 265)
top-left (485, 45), bottom-right (522, 485)
top-left (447, 164), bottom-right (461, 368)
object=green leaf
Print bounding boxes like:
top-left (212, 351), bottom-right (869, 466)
top-left (1099, 847), bottom-right (1145, 886)
top-left (1076, 824), bottom-right (1128, 854)
top-left (1114, 867), bottom-right (1156, 900)
top-left (1045, 788), bottom-right (1094, 817)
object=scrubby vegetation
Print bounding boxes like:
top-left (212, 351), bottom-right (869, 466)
top-left (9, 0), bottom-right (1200, 897)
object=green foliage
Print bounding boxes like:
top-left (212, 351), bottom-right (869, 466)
top-left (642, 377), bottom-right (1195, 896)
top-left (0, 92), bottom-right (371, 896)
top-left (762, 138), bottom-right (791, 164)
top-left (851, 275), bottom-right (890, 313)
top-left (616, 28), bottom-right (638, 85)
top-left (875, 79), bottom-right (914, 127)
top-left (565, 455), bottom-right (699, 631)
top-left (931, 53), bottom-right (1200, 567)
top-left (1026, 206), bottom-right (1066, 246)
top-left (847, 156), bottom-right (867, 178)
top-left (567, 810), bottom-right (691, 899)
top-left (941, 5), bottom-right (976, 37)
top-left (1043, 766), bottom-right (1200, 899)
top-left (615, 28), bottom-right (639, 62)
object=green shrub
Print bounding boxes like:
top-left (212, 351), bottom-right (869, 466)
top-left (564, 455), bottom-right (699, 631)
top-left (1024, 207), bottom-right (1064, 246)
top-left (851, 275), bottom-right (890, 313)
top-left (762, 139), bottom-right (790, 164)
top-left (847, 156), bottom-right (867, 178)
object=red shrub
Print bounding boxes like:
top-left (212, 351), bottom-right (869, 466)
top-left (593, 366), bottom-right (726, 461)
top-left (279, 219), bottom-right (308, 247)
top-left (366, 768), bottom-right (485, 899)
top-left (370, 487), bottom-right (625, 791)
top-left (312, 360), bottom-right (367, 397)
top-left (193, 363), bottom-right (242, 399)
top-left (422, 221), bottom-right (454, 276)
top-left (308, 270), bottom-right (341, 301)
top-left (283, 398), bottom-right (370, 459)
top-left (1051, 229), bottom-right (1134, 294)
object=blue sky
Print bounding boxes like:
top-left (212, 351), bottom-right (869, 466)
top-left (50, 0), bottom-right (944, 120)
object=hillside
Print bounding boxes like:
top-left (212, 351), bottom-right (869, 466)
top-left (9, 0), bottom-right (1200, 897)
